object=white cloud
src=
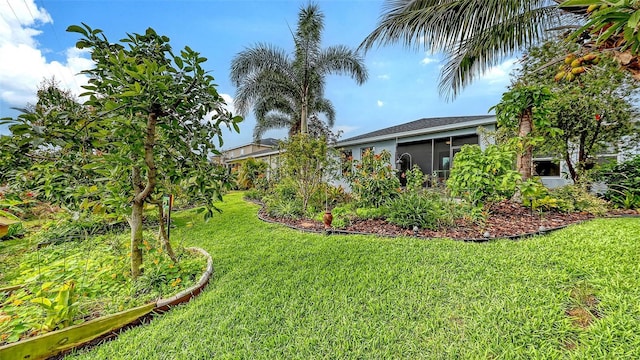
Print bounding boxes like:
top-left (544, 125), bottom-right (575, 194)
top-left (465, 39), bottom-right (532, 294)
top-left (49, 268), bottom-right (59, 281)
top-left (377, 74), bottom-right (390, 80)
top-left (0, 0), bottom-right (90, 107)
top-left (334, 125), bottom-right (358, 135)
top-left (377, 100), bottom-right (384, 107)
top-left (220, 93), bottom-right (236, 114)
top-left (421, 56), bottom-right (438, 65)
top-left (481, 58), bottom-right (519, 84)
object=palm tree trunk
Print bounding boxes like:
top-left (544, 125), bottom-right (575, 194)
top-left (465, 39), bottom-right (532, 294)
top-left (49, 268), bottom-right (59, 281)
top-left (517, 108), bottom-right (534, 181)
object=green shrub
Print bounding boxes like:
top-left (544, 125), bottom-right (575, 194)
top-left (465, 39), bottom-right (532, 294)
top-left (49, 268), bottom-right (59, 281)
top-left (235, 158), bottom-right (268, 190)
top-left (405, 164), bottom-right (426, 192)
top-left (519, 179), bottom-right (609, 215)
top-left (344, 149), bottom-right (401, 207)
top-left (551, 185), bottom-right (609, 215)
top-left (385, 191), bottom-right (463, 230)
top-left (597, 155), bottom-right (640, 209)
top-left (447, 144), bottom-right (521, 204)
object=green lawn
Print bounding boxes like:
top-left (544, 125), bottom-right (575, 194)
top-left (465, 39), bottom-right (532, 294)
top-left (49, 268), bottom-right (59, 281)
top-left (66, 192), bottom-right (640, 359)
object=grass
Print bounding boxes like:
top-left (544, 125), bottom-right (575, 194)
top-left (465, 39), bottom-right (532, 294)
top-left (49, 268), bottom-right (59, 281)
top-left (60, 191), bottom-right (640, 359)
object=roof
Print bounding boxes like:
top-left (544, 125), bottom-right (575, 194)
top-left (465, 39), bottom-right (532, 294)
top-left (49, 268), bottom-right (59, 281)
top-left (337, 115), bottom-right (496, 146)
top-left (224, 137), bottom-right (280, 152)
top-left (227, 148), bottom-right (282, 163)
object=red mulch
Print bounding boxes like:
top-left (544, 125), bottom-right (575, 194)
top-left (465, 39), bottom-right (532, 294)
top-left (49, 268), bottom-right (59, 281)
top-left (259, 201), bottom-right (638, 241)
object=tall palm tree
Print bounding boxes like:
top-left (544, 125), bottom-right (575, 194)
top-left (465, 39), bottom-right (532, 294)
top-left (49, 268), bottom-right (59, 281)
top-left (360, 0), bottom-right (582, 100)
top-left (231, 3), bottom-right (368, 140)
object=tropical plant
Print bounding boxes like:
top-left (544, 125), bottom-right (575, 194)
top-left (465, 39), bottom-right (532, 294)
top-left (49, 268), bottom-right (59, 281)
top-left (385, 190), bottom-right (464, 230)
top-left (235, 158), bottom-right (268, 190)
top-left (597, 155), bottom-right (640, 209)
top-left (360, 0), bottom-right (583, 99)
top-left (513, 39), bottom-right (639, 183)
top-left (447, 144), bottom-right (521, 204)
top-left (404, 164), bottom-right (426, 192)
top-left (562, 0), bottom-right (640, 79)
top-left (230, 3), bottom-right (368, 139)
top-left (344, 149), bottom-right (401, 207)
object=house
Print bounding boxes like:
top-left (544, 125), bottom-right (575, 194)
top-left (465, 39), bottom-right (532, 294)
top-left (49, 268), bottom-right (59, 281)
top-left (211, 138), bottom-right (283, 180)
top-left (336, 115), bottom-right (497, 184)
top-left (336, 115), bottom-right (638, 189)
top-left (212, 138), bottom-right (281, 170)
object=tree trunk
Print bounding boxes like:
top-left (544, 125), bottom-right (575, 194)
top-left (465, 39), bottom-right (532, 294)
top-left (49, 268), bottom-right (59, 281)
top-left (565, 152), bottom-right (577, 183)
top-left (128, 108), bottom-right (160, 279)
top-left (156, 201), bottom-right (177, 263)
top-left (517, 108), bottom-right (534, 181)
top-left (128, 199), bottom-right (144, 279)
top-left (300, 86), bottom-right (308, 134)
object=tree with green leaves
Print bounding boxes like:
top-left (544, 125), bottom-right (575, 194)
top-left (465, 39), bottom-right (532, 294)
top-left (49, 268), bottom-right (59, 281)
top-left (515, 40), bottom-right (638, 182)
top-left (3, 25), bottom-right (240, 278)
top-left (230, 3), bottom-right (368, 140)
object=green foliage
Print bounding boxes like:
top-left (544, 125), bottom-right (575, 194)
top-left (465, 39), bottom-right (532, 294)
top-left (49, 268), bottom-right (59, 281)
top-left (514, 39), bottom-right (638, 183)
top-left (263, 179), bottom-right (304, 218)
top-left (520, 180), bottom-right (609, 215)
top-left (0, 229), bottom-right (206, 345)
top-left (404, 164), bottom-right (426, 193)
top-left (344, 149), bottom-right (401, 207)
top-left (551, 185), bottom-right (609, 215)
top-left (235, 158), bottom-right (268, 190)
top-left (447, 144), bottom-right (521, 204)
top-left (598, 155), bottom-right (640, 209)
top-left (385, 191), bottom-right (464, 230)
top-left (492, 85), bottom-right (555, 131)
top-left (278, 134), bottom-right (336, 215)
top-left (563, 0), bottom-right (640, 55)
top-left (1, 24), bottom-right (241, 277)
top-left (29, 281), bottom-right (79, 332)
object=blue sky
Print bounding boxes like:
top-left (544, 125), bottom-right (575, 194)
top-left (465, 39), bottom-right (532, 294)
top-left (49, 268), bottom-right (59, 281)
top-left (0, 0), bottom-right (517, 149)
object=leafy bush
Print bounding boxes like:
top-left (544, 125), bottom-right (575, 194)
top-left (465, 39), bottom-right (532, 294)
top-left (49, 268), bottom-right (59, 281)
top-left (551, 185), bottom-right (609, 215)
top-left (385, 191), bottom-right (464, 230)
top-left (520, 180), bottom-right (609, 215)
top-left (263, 178), bottom-right (305, 218)
top-left (235, 158), bottom-right (268, 190)
top-left (597, 155), bottom-right (640, 209)
top-left (344, 149), bottom-right (401, 207)
top-left (405, 164), bottom-right (426, 192)
top-left (447, 144), bottom-right (521, 204)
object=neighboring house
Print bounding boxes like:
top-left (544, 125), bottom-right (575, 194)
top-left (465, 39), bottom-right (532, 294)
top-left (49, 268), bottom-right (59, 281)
top-left (336, 115), bottom-right (497, 185)
top-left (212, 138), bottom-right (282, 176)
top-left (335, 114), bottom-right (637, 189)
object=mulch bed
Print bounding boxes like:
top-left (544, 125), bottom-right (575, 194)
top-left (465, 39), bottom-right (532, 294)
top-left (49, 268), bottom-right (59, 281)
top-left (258, 201), bottom-right (639, 241)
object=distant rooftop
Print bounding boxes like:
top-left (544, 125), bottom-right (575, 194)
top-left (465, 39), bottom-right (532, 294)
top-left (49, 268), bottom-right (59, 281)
top-left (224, 138), bottom-right (280, 151)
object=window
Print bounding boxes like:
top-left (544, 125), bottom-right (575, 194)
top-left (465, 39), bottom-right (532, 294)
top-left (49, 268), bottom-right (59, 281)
top-left (533, 160), bottom-right (560, 177)
top-left (361, 146), bottom-right (374, 157)
top-left (341, 149), bottom-right (353, 175)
